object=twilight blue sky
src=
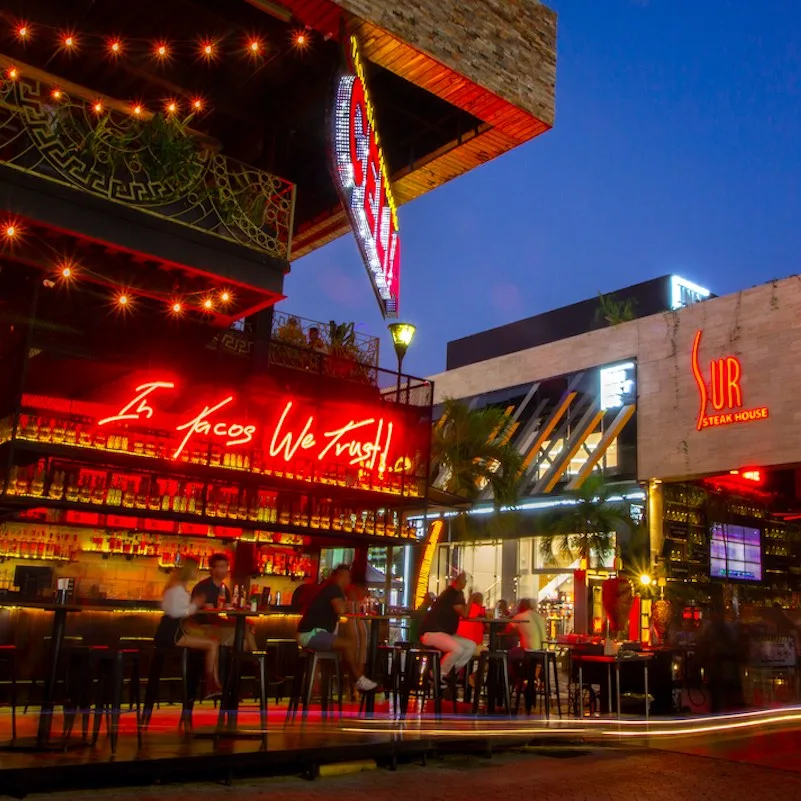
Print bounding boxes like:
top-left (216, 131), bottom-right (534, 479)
top-left (281, 0), bottom-right (801, 379)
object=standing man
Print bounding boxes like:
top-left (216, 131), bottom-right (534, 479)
top-left (420, 573), bottom-right (474, 677)
top-left (296, 565), bottom-right (377, 692)
top-left (191, 553), bottom-right (256, 651)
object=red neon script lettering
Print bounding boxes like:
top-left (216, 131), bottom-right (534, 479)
top-left (319, 417), bottom-right (393, 469)
top-left (173, 396), bottom-right (256, 459)
top-left (269, 402), bottom-right (317, 462)
top-left (98, 382), bottom-right (175, 426)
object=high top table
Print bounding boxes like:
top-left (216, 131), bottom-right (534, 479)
top-left (0, 600), bottom-right (90, 750)
top-left (573, 652), bottom-right (653, 721)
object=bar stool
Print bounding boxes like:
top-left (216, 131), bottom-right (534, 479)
top-left (142, 647), bottom-right (199, 733)
top-left (285, 649), bottom-right (343, 722)
top-left (515, 650), bottom-right (561, 717)
top-left (0, 645), bottom-right (18, 741)
top-left (216, 650), bottom-right (271, 741)
top-left (24, 634), bottom-right (83, 713)
top-left (400, 647), bottom-right (459, 718)
top-left (472, 650), bottom-right (512, 717)
top-left (358, 643), bottom-right (397, 716)
top-left (62, 645), bottom-right (109, 742)
top-left (89, 648), bottom-right (143, 754)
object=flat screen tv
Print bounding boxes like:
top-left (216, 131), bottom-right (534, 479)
top-left (709, 524), bottom-right (762, 582)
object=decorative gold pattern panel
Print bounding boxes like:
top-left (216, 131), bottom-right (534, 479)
top-left (0, 74), bottom-right (295, 261)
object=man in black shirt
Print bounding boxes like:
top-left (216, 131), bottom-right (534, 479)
top-left (297, 565), bottom-right (377, 692)
top-left (191, 553), bottom-right (256, 650)
top-left (420, 572), bottom-right (474, 676)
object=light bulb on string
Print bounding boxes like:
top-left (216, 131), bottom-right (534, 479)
top-left (200, 40), bottom-right (216, 60)
top-left (59, 263), bottom-right (74, 280)
top-left (170, 301), bottom-right (183, 316)
top-left (191, 97), bottom-right (204, 112)
top-left (247, 38), bottom-right (263, 56)
top-left (132, 103), bottom-right (144, 117)
top-left (3, 223), bottom-right (18, 239)
top-left (7, 67), bottom-right (19, 80)
top-left (116, 292), bottom-right (130, 309)
top-left (92, 100), bottom-right (103, 114)
top-left (60, 32), bottom-right (77, 50)
top-left (154, 42), bottom-right (170, 60)
top-left (16, 24), bottom-right (30, 41)
top-left (220, 290), bottom-right (231, 303)
top-left (202, 298), bottom-right (214, 311)
top-left (165, 99), bottom-right (178, 114)
top-left (293, 30), bottom-right (309, 48)
top-left (108, 39), bottom-right (123, 56)
top-left (51, 87), bottom-right (63, 100)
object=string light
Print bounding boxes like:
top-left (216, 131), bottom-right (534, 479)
top-left (132, 104), bottom-right (143, 116)
top-left (191, 97), bottom-right (204, 111)
top-left (108, 39), bottom-right (122, 55)
top-left (7, 67), bottom-right (18, 80)
top-left (4, 224), bottom-right (17, 238)
top-left (61, 33), bottom-right (77, 49)
top-left (170, 301), bottom-right (183, 315)
top-left (154, 42), bottom-right (169, 60)
top-left (59, 263), bottom-right (74, 280)
top-left (165, 100), bottom-right (178, 114)
top-left (293, 30), bottom-right (309, 47)
top-left (220, 290), bottom-right (231, 303)
top-left (51, 88), bottom-right (63, 100)
top-left (202, 298), bottom-right (214, 311)
top-left (116, 293), bottom-right (129, 307)
top-left (16, 24), bottom-right (30, 40)
top-left (248, 39), bottom-right (263, 55)
top-left (92, 100), bottom-right (103, 114)
top-left (200, 40), bottom-right (216, 59)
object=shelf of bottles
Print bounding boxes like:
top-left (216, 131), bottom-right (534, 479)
top-left (0, 527), bottom-right (80, 562)
top-left (0, 412), bottom-right (424, 500)
top-left (1, 458), bottom-right (418, 542)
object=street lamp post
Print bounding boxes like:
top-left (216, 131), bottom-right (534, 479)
top-left (388, 322), bottom-right (416, 401)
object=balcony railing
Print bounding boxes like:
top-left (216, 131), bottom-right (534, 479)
top-left (209, 314), bottom-right (433, 409)
top-left (0, 67), bottom-right (295, 261)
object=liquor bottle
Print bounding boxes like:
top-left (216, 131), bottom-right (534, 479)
top-left (91, 477), bottom-right (105, 505)
top-left (16, 466), bottom-right (31, 496)
top-left (135, 479), bottom-right (148, 510)
top-left (79, 426), bottom-right (92, 447)
top-left (122, 482), bottom-right (135, 508)
top-left (39, 419), bottom-right (53, 443)
top-left (79, 476), bottom-right (91, 504)
top-left (232, 584), bottom-right (240, 609)
top-left (65, 422), bottom-right (77, 445)
top-left (31, 463), bottom-right (46, 497)
top-left (217, 584), bottom-right (226, 609)
top-left (52, 418), bottom-right (65, 443)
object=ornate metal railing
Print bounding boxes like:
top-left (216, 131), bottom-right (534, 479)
top-left (0, 67), bottom-right (295, 261)
top-left (209, 312), bottom-right (386, 387)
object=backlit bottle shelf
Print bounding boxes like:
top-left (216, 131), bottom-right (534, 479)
top-left (1, 414), bottom-right (425, 501)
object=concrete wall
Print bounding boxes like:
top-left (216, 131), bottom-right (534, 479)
top-left (430, 276), bottom-right (801, 483)
top-left (336, 0), bottom-right (557, 125)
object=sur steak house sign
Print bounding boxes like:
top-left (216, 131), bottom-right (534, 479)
top-left (333, 35), bottom-right (400, 319)
top-left (22, 375), bottom-right (422, 480)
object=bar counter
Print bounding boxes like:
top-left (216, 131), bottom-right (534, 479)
top-left (0, 601), bottom-right (302, 683)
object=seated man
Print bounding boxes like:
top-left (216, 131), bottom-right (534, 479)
top-left (420, 573), bottom-right (474, 678)
top-left (190, 553), bottom-right (256, 651)
top-left (506, 599), bottom-right (548, 710)
top-left (296, 564), bottom-right (377, 693)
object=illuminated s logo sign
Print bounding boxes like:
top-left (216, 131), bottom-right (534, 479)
top-left (691, 330), bottom-right (769, 430)
top-left (333, 35), bottom-right (400, 319)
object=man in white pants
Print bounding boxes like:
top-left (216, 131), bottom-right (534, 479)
top-left (420, 573), bottom-right (475, 677)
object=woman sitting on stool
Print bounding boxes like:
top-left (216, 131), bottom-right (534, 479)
top-left (154, 558), bottom-right (222, 699)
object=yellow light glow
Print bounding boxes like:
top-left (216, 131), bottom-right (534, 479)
top-left (51, 88), bottom-right (63, 99)
top-left (191, 98), bottom-right (204, 111)
top-left (109, 40), bottom-right (122, 55)
top-left (220, 290), bottom-right (231, 303)
top-left (17, 25), bottom-right (29, 39)
top-left (639, 573), bottom-right (652, 586)
top-left (117, 294), bottom-right (129, 306)
top-left (7, 67), bottom-right (19, 80)
top-left (92, 101), bottom-right (103, 114)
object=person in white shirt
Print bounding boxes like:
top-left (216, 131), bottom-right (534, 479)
top-left (508, 599), bottom-right (547, 651)
top-left (154, 558), bottom-right (221, 698)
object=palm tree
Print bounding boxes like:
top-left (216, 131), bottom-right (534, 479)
top-left (539, 473), bottom-right (631, 569)
top-left (430, 398), bottom-right (524, 507)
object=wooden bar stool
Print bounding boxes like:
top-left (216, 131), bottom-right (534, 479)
top-left (89, 648), bottom-right (143, 754)
top-left (142, 647), bottom-right (199, 733)
top-left (216, 650), bottom-right (271, 743)
top-left (285, 649), bottom-right (343, 723)
top-left (0, 645), bottom-right (18, 741)
top-left (472, 650), bottom-right (512, 717)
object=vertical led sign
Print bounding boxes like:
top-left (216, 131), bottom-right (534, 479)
top-left (333, 35), bottom-right (400, 318)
